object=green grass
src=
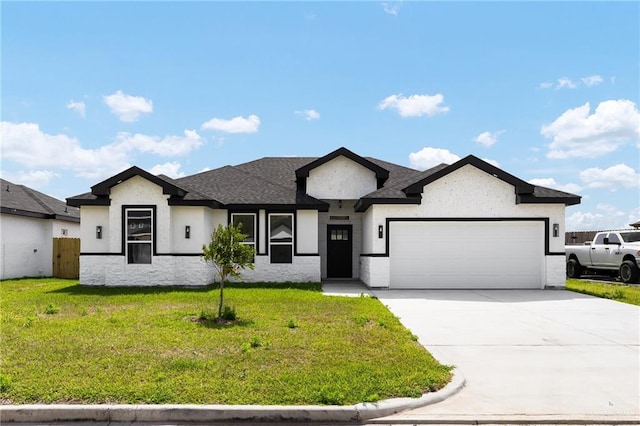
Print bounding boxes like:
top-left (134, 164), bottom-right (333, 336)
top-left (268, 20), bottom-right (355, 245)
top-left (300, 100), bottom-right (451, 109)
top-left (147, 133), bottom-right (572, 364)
top-left (0, 279), bottom-right (451, 405)
top-left (566, 279), bottom-right (640, 306)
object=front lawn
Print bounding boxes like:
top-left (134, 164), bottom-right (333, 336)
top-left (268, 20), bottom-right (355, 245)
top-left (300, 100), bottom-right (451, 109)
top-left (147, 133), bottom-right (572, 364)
top-left (566, 279), bottom-right (640, 306)
top-left (0, 279), bottom-right (451, 405)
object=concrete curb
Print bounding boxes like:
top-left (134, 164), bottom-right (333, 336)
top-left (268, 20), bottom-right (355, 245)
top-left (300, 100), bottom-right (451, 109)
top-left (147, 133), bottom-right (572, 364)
top-left (0, 372), bottom-right (465, 423)
top-left (366, 413), bottom-right (640, 424)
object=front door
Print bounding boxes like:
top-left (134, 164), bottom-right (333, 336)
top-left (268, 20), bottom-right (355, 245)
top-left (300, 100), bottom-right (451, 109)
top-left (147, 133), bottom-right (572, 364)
top-left (327, 225), bottom-right (352, 278)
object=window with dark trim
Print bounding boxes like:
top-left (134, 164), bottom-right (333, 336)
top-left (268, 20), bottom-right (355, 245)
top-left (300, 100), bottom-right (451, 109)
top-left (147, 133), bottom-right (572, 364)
top-left (126, 208), bottom-right (152, 264)
top-left (269, 213), bottom-right (293, 263)
top-left (232, 213), bottom-right (256, 261)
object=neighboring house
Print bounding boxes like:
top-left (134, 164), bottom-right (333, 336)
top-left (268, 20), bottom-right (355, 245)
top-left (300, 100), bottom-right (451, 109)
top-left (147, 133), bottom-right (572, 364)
top-left (67, 147), bottom-right (580, 289)
top-left (0, 179), bottom-right (80, 280)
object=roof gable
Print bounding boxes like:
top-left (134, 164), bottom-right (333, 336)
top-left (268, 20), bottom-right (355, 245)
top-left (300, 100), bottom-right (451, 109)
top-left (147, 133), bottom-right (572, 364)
top-left (295, 147), bottom-right (389, 185)
top-left (91, 166), bottom-right (188, 197)
top-left (403, 155), bottom-right (535, 196)
top-left (401, 155), bottom-right (580, 206)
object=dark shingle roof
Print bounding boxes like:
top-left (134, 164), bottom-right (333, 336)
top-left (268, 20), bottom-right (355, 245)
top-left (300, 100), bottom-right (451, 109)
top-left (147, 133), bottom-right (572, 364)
top-left (1, 178), bottom-right (80, 222)
top-left (66, 149), bottom-right (581, 209)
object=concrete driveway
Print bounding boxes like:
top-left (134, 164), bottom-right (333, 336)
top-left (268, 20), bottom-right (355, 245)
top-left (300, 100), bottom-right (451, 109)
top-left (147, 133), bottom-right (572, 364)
top-left (372, 289), bottom-right (640, 421)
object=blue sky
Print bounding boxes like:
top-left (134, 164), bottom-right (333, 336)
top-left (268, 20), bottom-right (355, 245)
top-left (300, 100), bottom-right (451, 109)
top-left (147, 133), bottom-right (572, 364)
top-left (2, 1), bottom-right (638, 231)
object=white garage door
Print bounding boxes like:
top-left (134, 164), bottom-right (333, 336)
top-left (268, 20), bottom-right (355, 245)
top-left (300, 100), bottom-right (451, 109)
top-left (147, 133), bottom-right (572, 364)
top-left (389, 221), bottom-right (544, 289)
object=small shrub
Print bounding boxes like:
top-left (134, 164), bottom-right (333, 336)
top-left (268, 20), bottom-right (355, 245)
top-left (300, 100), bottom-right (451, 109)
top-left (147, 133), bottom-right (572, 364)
top-left (377, 319), bottom-right (388, 328)
top-left (0, 374), bottom-right (12, 392)
top-left (287, 318), bottom-right (298, 329)
top-left (221, 305), bottom-right (236, 321)
top-left (44, 303), bottom-right (59, 315)
top-left (240, 342), bottom-right (252, 353)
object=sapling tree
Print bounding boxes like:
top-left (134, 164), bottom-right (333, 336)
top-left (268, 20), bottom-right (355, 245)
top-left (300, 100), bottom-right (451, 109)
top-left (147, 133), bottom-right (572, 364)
top-left (202, 223), bottom-right (255, 319)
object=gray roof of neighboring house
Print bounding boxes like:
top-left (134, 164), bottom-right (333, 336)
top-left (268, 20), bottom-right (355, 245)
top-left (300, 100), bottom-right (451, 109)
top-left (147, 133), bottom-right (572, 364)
top-left (1, 178), bottom-right (80, 223)
top-left (67, 147), bottom-right (581, 210)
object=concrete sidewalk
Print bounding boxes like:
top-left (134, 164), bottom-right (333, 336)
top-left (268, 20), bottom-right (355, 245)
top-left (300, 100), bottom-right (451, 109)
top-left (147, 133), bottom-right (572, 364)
top-left (371, 289), bottom-right (640, 423)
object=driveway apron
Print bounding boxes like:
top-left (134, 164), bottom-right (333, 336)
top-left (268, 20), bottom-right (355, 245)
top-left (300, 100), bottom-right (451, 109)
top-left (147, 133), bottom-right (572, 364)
top-left (373, 289), bottom-right (640, 417)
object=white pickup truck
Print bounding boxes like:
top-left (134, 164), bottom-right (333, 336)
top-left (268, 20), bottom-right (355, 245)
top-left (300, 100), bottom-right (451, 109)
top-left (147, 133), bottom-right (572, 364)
top-left (566, 230), bottom-right (640, 284)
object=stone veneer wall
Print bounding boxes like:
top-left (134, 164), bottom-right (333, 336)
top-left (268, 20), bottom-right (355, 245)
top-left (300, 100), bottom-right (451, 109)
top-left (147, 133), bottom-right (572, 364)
top-left (80, 254), bottom-right (320, 286)
top-left (80, 255), bottom-right (215, 286)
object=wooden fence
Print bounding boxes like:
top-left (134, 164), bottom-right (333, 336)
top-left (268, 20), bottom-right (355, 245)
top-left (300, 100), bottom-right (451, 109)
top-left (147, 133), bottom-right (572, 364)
top-left (52, 238), bottom-right (80, 279)
top-left (565, 231), bottom-right (598, 246)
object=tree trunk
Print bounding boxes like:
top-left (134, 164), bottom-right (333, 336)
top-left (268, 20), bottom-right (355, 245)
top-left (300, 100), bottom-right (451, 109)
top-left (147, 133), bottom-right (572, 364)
top-left (218, 276), bottom-right (225, 318)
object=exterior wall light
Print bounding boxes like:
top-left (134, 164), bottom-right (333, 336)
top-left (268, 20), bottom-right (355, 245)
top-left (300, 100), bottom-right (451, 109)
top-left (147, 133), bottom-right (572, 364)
top-left (185, 225), bottom-right (191, 239)
top-left (553, 223), bottom-right (559, 238)
top-left (378, 225), bottom-right (384, 239)
top-left (96, 226), bottom-right (102, 239)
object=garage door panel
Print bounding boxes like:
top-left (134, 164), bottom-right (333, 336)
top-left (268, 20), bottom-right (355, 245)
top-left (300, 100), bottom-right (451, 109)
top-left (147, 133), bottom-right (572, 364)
top-left (389, 221), bottom-right (544, 289)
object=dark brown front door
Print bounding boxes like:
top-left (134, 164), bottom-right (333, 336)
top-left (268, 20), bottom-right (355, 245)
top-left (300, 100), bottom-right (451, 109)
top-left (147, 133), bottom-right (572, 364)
top-left (327, 225), bottom-right (352, 278)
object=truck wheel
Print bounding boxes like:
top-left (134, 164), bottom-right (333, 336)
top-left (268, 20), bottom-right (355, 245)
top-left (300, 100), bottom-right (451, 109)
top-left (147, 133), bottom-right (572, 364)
top-left (567, 259), bottom-right (583, 278)
top-left (619, 261), bottom-right (639, 284)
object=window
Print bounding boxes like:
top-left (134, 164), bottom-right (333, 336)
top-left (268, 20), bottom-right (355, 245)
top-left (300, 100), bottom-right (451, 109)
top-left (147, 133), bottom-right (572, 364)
top-left (269, 214), bottom-right (293, 263)
top-left (607, 233), bottom-right (621, 244)
top-left (126, 208), bottom-right (152, 264)
top-left (232, 213), bottom-right (256, 260)
top-left (330, 229), bottom-right (349, 241)
top-left (620, 232), bottom-right (640, 243)
top-left (594, 234), bottom-right (605, 245)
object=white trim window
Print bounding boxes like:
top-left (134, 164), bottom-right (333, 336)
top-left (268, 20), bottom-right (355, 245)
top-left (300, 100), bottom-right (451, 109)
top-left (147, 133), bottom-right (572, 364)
top-left (269, 213), bottom-right (293, 264)
top-left (126, 208), bottom-right (152, 264)
top-left (231, 213), bottom-right (256, 257)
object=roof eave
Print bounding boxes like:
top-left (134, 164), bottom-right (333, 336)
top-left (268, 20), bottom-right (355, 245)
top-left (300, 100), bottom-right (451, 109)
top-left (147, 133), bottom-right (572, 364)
top-left (66, 196), bottom-right (111, 207)
top-left (354, 197), bottom-right (421, 212)
top-left (517, 194), bottom-right (582, 206)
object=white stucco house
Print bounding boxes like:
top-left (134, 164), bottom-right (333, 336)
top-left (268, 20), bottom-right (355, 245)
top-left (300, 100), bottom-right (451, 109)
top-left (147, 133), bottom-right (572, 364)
top-left (1, 178), bottom-right (80, 279)
top-left (67, 147), bottom-right (580, 289)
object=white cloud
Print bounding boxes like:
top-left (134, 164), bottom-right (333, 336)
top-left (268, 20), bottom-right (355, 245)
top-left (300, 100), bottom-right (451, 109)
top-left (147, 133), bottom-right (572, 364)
top-left (1, 121), bottom-right (205, 181)
top-left (1, 121), bottom-right (131, 179)
top-left (409, 147), bottom-right (460, 170)
top-left (378, 94), bottom-right (449, 117)
top-left (201, 114), bottom-right (261, 133)
top-left (566, 203), bottom-right (632, 231)
top-left (581, 75), bottom-right (603, 87)
top-left (295, 109), bottom-right (320, 120)
top-left (0, 169), bottom-right (59, 189)
top-left (579, 164), bottom-right (640, 190)
top-left (473, 130), bottom-right (504, 147)
top-left (103, 90), bottom-right (153, 122)
top-left (66, 100), bottom-right (86, 117)
top-left (150, 162), bottom-right (185, 179)
top-left (556, 77), bottom-right (577, 89)
top-left (114, 129), bottom-right (204, 156)
top-left (539, 75), bottom-right (604, 90)
top-left (528, 177), bottom-right (582, 194)
top-left (382, 1), bottom-right (402, 16)
top-left (542, 99), bottom-right (640, 159)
